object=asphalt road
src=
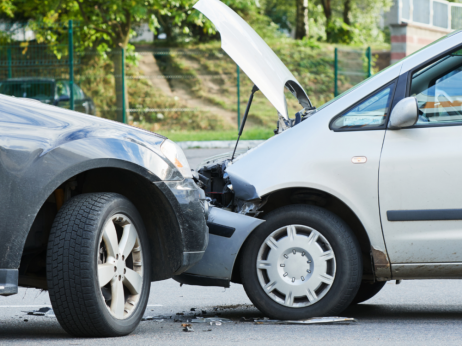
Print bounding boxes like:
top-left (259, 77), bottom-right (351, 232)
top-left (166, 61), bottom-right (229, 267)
top-left (1, 149), bottom-right (462, 345)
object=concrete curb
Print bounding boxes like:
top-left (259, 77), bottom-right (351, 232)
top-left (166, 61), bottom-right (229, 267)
top-left (177, 139), bottom-right (265, 149)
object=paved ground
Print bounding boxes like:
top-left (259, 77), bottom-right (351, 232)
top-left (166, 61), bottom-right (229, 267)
top-left (2, 280), bottom-right (462, 345)
top-left (2, 149), bottom-right (462, 345)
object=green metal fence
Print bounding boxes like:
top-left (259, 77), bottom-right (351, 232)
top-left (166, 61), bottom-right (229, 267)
top-left (334, 47), bottom-right (372, 97)
top-left (0, 20), bottom-right (127, 123)
top-left (0, 21), bottom-right (379, 133)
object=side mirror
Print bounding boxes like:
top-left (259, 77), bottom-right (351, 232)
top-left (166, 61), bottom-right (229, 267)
top-left (388, 97), bottom-right (418, 130)
top-left (58, 95), bottom-right (70, 102)
top-left (54, 95), bottom-right (70, 105)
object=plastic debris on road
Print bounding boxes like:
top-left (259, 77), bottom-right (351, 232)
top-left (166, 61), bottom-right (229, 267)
top-left (182, 323), bottom-right (194, 332)
top-left (191, 316), bottom-right (231, 324)
top-left (253, 317), bottom-right (357, 325)
top-left (24, 307), bottom-right (56, 318)
top-left (141, 316), bottom-right (164, 322)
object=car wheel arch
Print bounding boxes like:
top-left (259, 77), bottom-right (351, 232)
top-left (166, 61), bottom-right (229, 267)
top-left (231, 186), bottom-right (377, 285)
top-left (19, 162), bottom-right (185, 290)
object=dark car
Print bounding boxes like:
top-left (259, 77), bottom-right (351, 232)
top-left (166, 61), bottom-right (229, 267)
top-left (0, 78), bottom-right (96, 115)
top-left (0, 94), bottom-right (208, 337)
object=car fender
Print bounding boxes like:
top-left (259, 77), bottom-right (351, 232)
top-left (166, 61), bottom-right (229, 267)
top-left (0, 135), bottom-right (180, 270)
top-left (173, 207), bottom-right (265, 287)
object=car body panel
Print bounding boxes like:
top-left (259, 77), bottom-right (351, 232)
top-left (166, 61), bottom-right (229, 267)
top-left (226, 62), bottom-right (403, 258)
top-left (379, 32), bottom-right (462, 264)
top-left (380, 126), bottom-right (462, 263)
top-left (193, 0), bottom-right (310, 119)
top-left (180, 15), bottom-right (462, 288)
top-left (174, 207), bottom-right (265, 286)
top-left (0, 94), bottom-right (207, 288)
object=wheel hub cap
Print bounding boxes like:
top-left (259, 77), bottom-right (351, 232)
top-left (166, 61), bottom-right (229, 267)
top-left (256, 225), bottom-right (336, 308)
top-left (279, 249), bottom-right (312, 283)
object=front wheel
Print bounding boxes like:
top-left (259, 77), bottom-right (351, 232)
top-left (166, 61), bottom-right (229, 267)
top-left (240, 205), bottom-right (362, 320)
top-left (46, 193), bottom-right (151, 337)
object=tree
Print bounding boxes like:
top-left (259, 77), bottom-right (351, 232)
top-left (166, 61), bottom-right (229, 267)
top-left (0, 0), bottom-right (15, 18)
top-left (319, 0), bottom-right (333, 40)
top-left (295, 0), bottom-right (309, 39)
top-left (2, 0), bottom-right (212, 122)
top-left (343, 0), bottom-right (351, 25)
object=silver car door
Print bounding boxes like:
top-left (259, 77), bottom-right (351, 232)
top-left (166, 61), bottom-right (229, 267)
top-left (379, 48), bottom-right (462, 264)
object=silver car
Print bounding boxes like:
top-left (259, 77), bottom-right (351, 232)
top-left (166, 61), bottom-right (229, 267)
top-left (175, 0), bottom-right (462, 320)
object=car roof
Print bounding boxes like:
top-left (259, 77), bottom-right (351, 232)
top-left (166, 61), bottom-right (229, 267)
top-left (2, 77), bottom-right (56, 82)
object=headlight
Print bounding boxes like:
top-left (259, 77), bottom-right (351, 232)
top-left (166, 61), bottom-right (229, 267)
top-left (160, 139), bottom-right (193, 178)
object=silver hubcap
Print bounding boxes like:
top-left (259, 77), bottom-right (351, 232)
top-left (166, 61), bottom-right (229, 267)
top-left (98, 214), bottom-right (143, 319)
top-left (256, 225), bottom-right (336, 308)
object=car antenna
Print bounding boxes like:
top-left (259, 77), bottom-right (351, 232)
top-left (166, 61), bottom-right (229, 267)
top-left (231, 84), bottom-right (259, 162)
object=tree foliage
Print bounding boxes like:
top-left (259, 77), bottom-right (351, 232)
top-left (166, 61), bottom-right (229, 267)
top-left (1, 0), bottom-right (393, 49)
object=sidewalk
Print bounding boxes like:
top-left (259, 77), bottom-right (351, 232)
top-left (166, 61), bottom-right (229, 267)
top-left (176, 139), bottom-right (265, 149)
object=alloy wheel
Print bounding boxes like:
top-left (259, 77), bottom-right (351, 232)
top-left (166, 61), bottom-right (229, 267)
top-left (97, 214), bottom-right (144, 319)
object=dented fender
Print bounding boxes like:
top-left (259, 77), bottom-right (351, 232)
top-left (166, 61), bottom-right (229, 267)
top-left (173, 207), bottom-right (265, 287)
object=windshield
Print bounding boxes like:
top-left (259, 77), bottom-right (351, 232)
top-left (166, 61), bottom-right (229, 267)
top-left (0, 81), bottom-right (54, 100)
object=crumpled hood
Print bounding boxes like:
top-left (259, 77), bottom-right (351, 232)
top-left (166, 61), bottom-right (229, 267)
top-left (194, 0), bottom-right (311, 119)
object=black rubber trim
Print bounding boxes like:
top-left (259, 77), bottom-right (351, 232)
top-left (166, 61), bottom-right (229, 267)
top-left (207, 221), bottom-right (235, 238)
top-left (173, 273), bottom-right (230, 288)
top-left (387, 209), bottom-right (462, 221)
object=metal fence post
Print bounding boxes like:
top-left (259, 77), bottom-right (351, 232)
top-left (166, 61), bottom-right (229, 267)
top-left (366, 46), bottom-right (372, 78)
top-left (7, 47), bottom-right (12, 78)
top-left (68, 20), bottom-right (74, 110)
top-left (334, 48), bottom-right (338, 97)
top-left (122, 47), bottom-right (126, 124)
top-left (237, 64), bottom-right (240, 130)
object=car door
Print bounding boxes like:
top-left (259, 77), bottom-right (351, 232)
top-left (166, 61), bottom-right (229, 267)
top-left (379, 47), bottom-right (462, 264)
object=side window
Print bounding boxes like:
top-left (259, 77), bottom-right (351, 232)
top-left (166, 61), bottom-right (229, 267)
top-left (411, 49), bottom-right (462, 125)
top-left (56, 81), bottom-right (69, 98)
top-left (331, 83), bottom-right (395, 130)
top-left (73, 84), bottom-right (84, 100)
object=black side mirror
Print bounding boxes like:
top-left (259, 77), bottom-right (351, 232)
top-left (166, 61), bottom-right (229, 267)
top-left (54, 95), bottom-right (70, 106)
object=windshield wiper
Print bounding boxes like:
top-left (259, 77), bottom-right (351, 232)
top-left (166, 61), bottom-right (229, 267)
top-left (231, 84), bottom-right (259, 161)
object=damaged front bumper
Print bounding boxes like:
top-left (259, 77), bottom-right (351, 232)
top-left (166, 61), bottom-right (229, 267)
top-left (173, 207), bottom-right (264, 287)
top-left (155, 178), bottom-right (209, 275)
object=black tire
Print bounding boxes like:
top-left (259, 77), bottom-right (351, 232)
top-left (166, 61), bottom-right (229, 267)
top-left (46, 193), bottom-right (151, 337)
top-left (240, 204), bottom-right (362, 320)
top-left (351, 281), bottom-right (386, 304)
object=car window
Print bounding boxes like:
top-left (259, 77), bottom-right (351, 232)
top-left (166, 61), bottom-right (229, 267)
top-left (0, 81), bottom-right (54, 100)
top-left (330, 84), bottom-right (394, 130)
top-left (56, 81), bottom-right (69, 98)
top-left (73, 84), bottom-right (84, 100)
top-left (410, 49), bottom-right (462, 125)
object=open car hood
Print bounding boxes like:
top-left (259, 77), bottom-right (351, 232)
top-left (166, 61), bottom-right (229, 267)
top-left (194, 0), bottom-right (312, 119)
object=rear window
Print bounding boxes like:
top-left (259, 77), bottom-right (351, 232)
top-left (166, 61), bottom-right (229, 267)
top-left (0, 81), bottom-right (54, 100)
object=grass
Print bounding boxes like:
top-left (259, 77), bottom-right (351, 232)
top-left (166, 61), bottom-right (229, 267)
top-left (77, 39), bottom-right (386, 141)
top-left (157, 127), bottom-right (274, 142)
